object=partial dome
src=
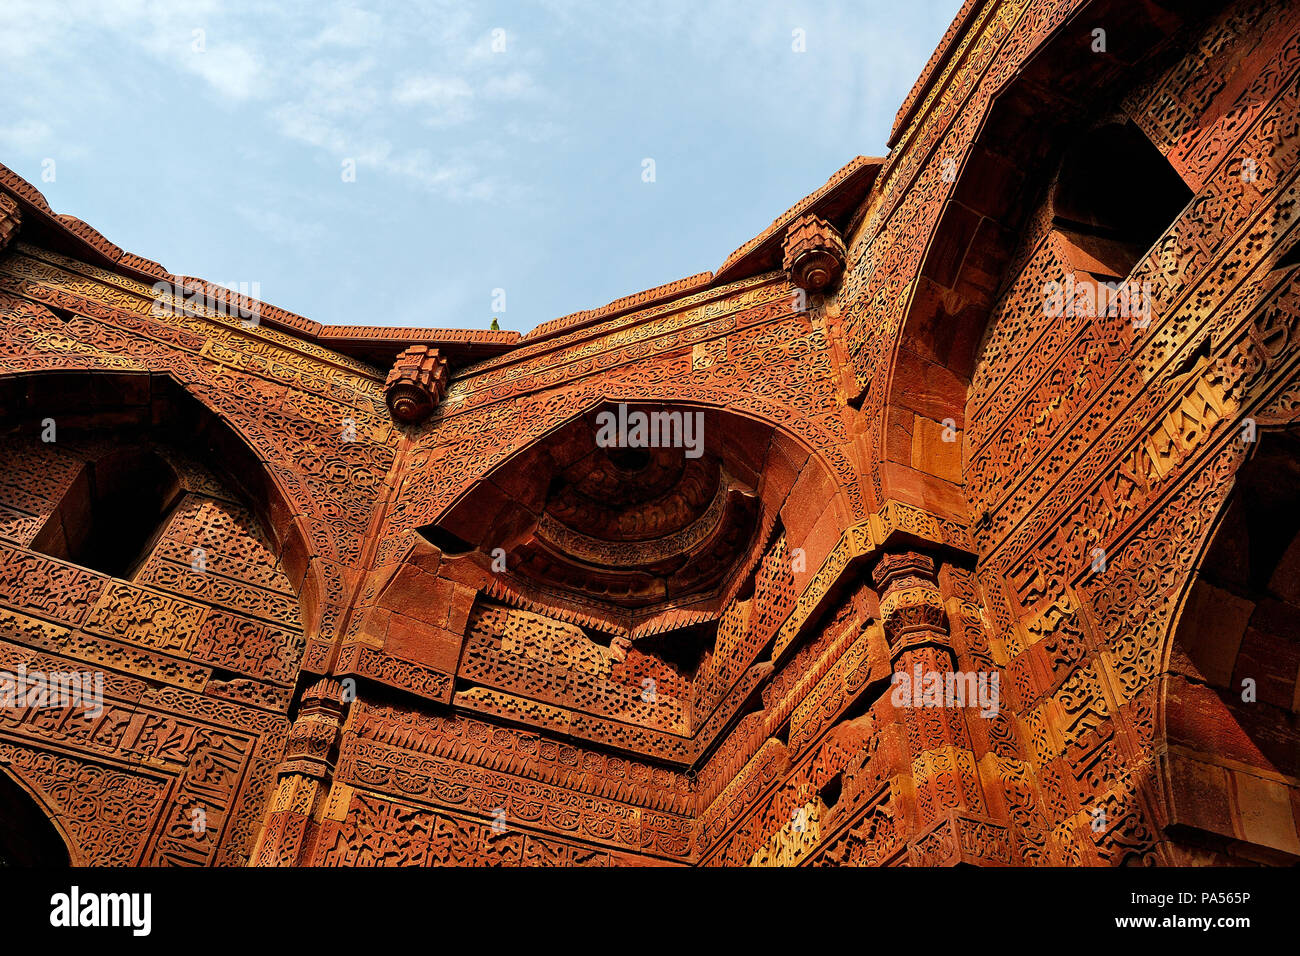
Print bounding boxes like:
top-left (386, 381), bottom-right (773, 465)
top-left (422, 403), bottom-right (779, 619)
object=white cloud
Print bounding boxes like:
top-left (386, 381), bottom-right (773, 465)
top-left (505, 118), bottom-right (561, 144)
top-left (0, 0), bottom-right (561, 205)
top-left (310, 3), bottom-right (385, 49)
top-left (233, 203), bottom-right (327, 247)
top-left (482, 71), bottom-right (538, 101)
top-left (0, 119), bottom-right (54, 152)
top-left (269, 101), bottom-right (497, 202)
top-left (269, 103), bottom-right (351, 154)
top-left (393, 74), bottom-right (475, 126)
top-left (178, 41), bottom-right (266, 101)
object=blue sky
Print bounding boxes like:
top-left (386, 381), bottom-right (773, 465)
top-left (0, 0), bottom-right (963, 333)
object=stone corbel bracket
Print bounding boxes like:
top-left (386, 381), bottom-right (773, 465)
top-left (781, 213), bottom-right (847, 292)
top-left (384, 345), bottom-right (449, 424)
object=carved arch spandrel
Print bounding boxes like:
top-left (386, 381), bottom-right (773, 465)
top-left (835, 0), bottom-right (1212, 521)
top-left (0, 759), bottom-right (79, 866)
top-left (383, 298), bottom-right (864, 556)
top-left (1149, 426), bottom-right (1300, 864)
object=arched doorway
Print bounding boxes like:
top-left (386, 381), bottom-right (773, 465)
top-left (0, 770), bottom-right (71, 866)
top-left (1161, 427), bottom-right (1300, 864)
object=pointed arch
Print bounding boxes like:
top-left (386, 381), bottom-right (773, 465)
top-left (0, 763), bottom-right (75, 866)
top-left (423, 394), bottom-right (848, 628)
top-left (1156, 426), bottom-right (1300, 864)
top-left (0, 368), bottom-right (319, 617)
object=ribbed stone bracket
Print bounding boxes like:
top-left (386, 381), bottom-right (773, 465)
top-left (781, 213), bottom-right (846, 292)
top-left (384, 346), bottom-right (449, 424)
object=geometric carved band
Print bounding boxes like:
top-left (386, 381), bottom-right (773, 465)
top-left (772, 499), bottom-right (972, 665)
top-left (0, 193), bottom-right (21, 254)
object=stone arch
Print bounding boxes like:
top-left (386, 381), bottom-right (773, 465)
top-left (1155, 425), bottom-right (1300, 863)
top-left (0, 368), bottom-right (318, 661)
top-left (874, 0), bottom-right (1208, 517)
top-left (424, 392), bottom-right (849, 622)
top-left (0, 763), bottom-right (75, 866)
top-left (336, 391), bottom-right (848, 772)
top-left (858, 0), bottom-right (1288, 866)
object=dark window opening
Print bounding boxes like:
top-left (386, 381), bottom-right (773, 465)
top-left (1172, 429), bottom-right (1300, 776)
top-left (819, 773), bottom-right (844, 811)
top-left (1198, 430), bottom-right (1300, 604)
top-left (635, 623), bottom-right (718, 680)
top-left (1051, 120), bottom-right (1192, 281)
top-left (1274, 240), bottom-right (1300, 273)
top-left (417, 523), bottom-right (475, 557)
top-left (32, 447), bottom-right (182, 579)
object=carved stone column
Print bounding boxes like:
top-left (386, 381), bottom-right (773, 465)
top-left (250, 677), bottom-right (347, 866)
top-left (873, 550), bottom-right (1013, 865)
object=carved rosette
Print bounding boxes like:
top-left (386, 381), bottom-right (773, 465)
top-left (781, 213), bottom-right (846, 292)
top-left (384, 346), bottom-right (449, 424)
top-left (0, 192), bottom-right (21, 253)
top-left (871, 551), bottom-right (951, 663)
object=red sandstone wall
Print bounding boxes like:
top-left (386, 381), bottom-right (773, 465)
top-left (964, 0), bottom-right (1300, 863)
top-left (0, 430), bottom-right (302, 863)
top-left (0, 0), bottom-right (1295, 868)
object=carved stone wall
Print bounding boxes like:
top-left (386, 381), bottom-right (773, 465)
top-left (961, 0), bottom-right (1300, 864)
top-left (0, 431), bottom-right (302, 864)
top-left (0, 0), bottom-right (1295, 867)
